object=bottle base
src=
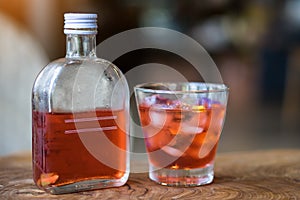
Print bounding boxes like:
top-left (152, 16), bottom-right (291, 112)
top-left (44, 175), bottom-right (129, 194)
top-left (149, 164), bottom-right (214, 187)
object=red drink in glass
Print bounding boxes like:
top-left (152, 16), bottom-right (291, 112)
top-left (135, 82), bottom-right (228, 186)
top-left (138, 103), bottom-right (226, 170)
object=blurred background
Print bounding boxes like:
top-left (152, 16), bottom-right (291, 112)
top-left (0, 0), bottom-right (299, 156)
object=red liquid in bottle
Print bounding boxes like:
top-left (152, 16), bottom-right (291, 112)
top-left (32, 109), bottom-right (127, 188)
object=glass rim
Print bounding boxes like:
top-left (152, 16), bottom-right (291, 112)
top-left (134, 82), bottom-right (229, 94)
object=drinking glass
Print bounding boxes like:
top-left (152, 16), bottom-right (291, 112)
top-left (134, 82), bottom-right (228, 186)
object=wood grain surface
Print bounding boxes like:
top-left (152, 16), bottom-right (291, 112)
top-left (0, 149), bottom-right (300, 199)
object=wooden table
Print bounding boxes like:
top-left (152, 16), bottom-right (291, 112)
top-left (0, 149), bottom-right (300, 199)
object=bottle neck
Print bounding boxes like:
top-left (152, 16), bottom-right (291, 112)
top-left (66, 34), bottom-right (97, 59)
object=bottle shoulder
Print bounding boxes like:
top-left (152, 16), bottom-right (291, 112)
top-left (32, 56), bottom-right (128, 113)
top-left (34, 57), bottom-right (122, 81)
top-left (47, 57), bottom-right (121, 71)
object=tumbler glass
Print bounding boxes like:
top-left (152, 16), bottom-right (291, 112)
top-left (134, 82), bottom-right (228, 186)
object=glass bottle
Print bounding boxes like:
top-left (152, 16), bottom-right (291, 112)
top-left (32, 13), bottom-right (130, 194)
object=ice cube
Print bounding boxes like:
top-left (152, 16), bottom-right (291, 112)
top-left (155, 95), bottom-right (171, 104)
top-left (209, 104), bottom-right (226, 132)
top-left (178, 110), bottom-right (207, 134)
top-left (179, 123), bottom-right (204, 134)
top-left (142, 125), bottom-right (162, 138)
top-left (161, 145), bottom-right (185, 157)
top-left (166, 133), bottom-right (195, 153)
top-left (198, 97), bottom-right (212, 108)
top-left (192, 107), bottom-right (212, 131)
top-left (144, 94), bottom-right (173, 106)
top-left (144, 127), bottom-right (174, 152)
top-left (149, 109), bottom-right (167, 128)
top-left (199, 97), bottom-right (222, 108)
top-left (180, 94), bottom-right (198, 105)
top-left (198, 133), bottom-right (219, 158)
top-left (144, 95), bottom-right (158, 106)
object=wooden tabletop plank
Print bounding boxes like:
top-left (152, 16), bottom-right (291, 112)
top-left (0, 149), bottom-right (300, 199)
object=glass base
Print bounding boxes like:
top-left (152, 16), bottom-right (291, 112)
top-left (45, 175), bottom-right (129, 194)
top-left (149, 164), bottom-right (214, 187)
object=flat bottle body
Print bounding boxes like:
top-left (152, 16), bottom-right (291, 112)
top-left (32, 58), bottom-right (130, 194)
